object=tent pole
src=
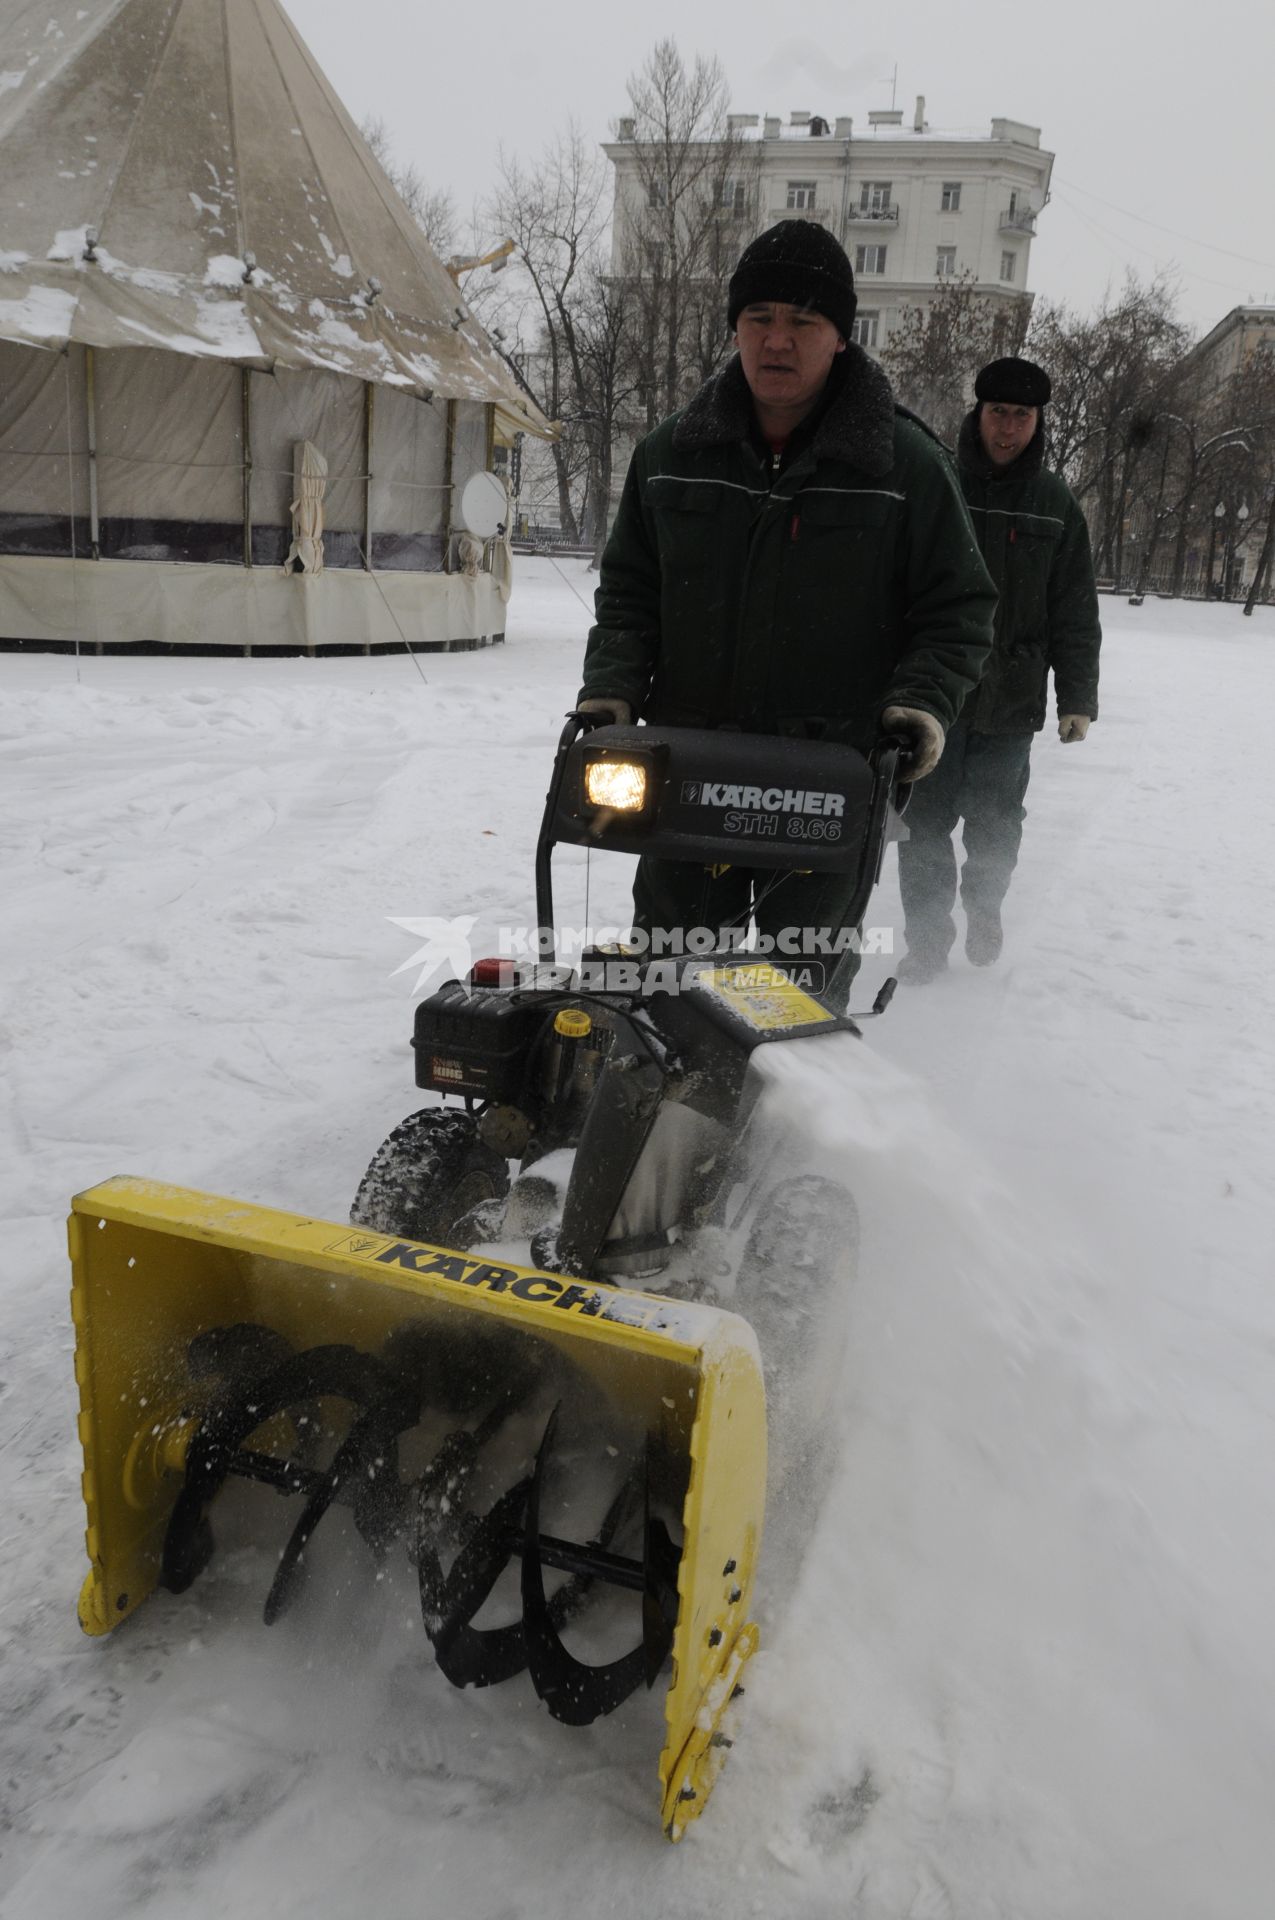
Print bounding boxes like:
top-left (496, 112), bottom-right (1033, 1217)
top-left (85, 346), bottom-right (101, 561)
top-left (442, 399), bottom-right (456, 573)
top-left (241, 369), bottom-right (253, 569)
top-left (362, 380), bottom-right (374, 575)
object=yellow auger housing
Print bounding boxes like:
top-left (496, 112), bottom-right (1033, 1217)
top-left (67, 724), bottom-right (904, 1842)
top-left (68, 1176), bottom-right (767, 1840)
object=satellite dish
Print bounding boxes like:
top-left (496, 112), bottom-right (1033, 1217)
top-left (457, 470), bottom-right (506, 539)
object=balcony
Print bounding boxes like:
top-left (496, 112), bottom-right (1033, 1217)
top-left (845, 203), bottom-right (900, 225)
top-left (769, 202), bottom-right (832, 224)
top-left (999, 206), bottom-right (1037, 234)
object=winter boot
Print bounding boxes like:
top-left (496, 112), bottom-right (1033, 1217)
top-left (965, 908), bottom-right (1003, 967)
top-left (897, 945), bottom-right (948, 985)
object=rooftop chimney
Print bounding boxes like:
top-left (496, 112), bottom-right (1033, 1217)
top-left (834, 116), bottom-right (853, 138)
top-left (914, 94), bottom-right (926, 132)
top-left (763, 115), bottom-right (781, 139)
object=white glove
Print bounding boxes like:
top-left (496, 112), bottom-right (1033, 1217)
top-left (1058, 714), bottom-right (1090, 743)
top-left (881, 705), bottom-right (946, 780)
top-left (576, 696), bottom-right (634, 726)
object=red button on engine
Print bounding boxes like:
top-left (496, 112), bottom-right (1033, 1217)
top-left (469, 957), bottom-right (514, 987)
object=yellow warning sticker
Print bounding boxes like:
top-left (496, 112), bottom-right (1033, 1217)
top-left (698, 962), bottom-right (835, 1031)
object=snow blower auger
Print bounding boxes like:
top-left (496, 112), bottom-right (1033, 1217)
top-left (68, 718), bottom-right (908, 1841)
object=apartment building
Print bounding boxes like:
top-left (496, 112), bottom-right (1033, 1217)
top-left (1187, 304), bottom-right (1275, 403)
top-left (605, 98), bottom-right (1053, 355)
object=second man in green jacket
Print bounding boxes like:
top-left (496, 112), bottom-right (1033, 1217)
top-left (897, 356), bottom-right (1102, 981)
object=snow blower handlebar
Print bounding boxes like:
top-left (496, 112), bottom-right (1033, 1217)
top-left (535, 714), bottom-right (911, 966)
top-left (534, 711), bottom-right (603, 962)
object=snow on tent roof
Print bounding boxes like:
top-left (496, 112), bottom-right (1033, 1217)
top-left (0, 0), bottom-right (549, 435)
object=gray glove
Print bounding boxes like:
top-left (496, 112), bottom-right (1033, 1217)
top-left (1058, 714), bottom-right (1090, 742)
top-left (576, 696), bottom-right (634, 726)
top-left (881, 705), bottom-right (946, 780)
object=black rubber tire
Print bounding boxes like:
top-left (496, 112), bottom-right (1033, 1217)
top-left (733, 1173), bottom-right (860, 1486)
top-left (735, 1175), bottom-right (860, 1338)
top-left (351, 1108), bottom-right (510, 1244)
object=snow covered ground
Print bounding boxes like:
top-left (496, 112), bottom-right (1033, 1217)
top-left (2, 564), bottom-right (1272, 1918)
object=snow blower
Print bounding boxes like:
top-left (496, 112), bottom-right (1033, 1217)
top-left (69, 716), bottom-right (907, 1839)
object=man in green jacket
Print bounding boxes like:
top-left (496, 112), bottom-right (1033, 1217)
top-left (897, 356), bottom-right (1102, 981)
top-left (577, 221), bottom-right (997, 1005)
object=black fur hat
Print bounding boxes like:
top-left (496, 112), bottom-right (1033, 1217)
top-left (975, 357), bottom-right (1052, 406)
top-left (727, 221), bottom-right (858, 338)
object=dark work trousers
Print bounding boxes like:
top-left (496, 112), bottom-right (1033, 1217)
top-left (897, 718), bottom-right (1034, 958)
top-left (631, 858), bottom-right (863, 1011)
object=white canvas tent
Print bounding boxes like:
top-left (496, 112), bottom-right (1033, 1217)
top-left (0, 0), bottom-right (550, 651)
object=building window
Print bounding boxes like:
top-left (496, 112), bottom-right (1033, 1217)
top-left (1008, 190), bottom-right (1018, 215)
top-left (936, 246), bottom-right (956, 276)
top-left (941, 181), bottom-right (962, 211)
top-left (855, 244), bottom-right (888, 274)
top-left (717, 177), bottom-right (746, 215)
top-left (1001, 250), bottom-right (1016, 282)
top-left (859, 181), bottom-right (892, 214)
top-left (786, 180), bottom-right (817, 209)
top-left (851, 310), bottom-right (879, 348)
top-left (647, 179), bottom-right (667, 209)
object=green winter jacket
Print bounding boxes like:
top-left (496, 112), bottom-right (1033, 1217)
top-left (580, 350), bottom-right (996, 756)
top-left (957, 412), bottom-right (1102, 735)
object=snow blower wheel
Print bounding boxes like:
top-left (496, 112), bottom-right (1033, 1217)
top-left (351, 1107), bottom-right (510, 1246)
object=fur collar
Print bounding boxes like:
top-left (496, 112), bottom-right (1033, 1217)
top-left (672, 346), bottom-right (898, 479)
top-left (958, 408), bottom-right (1046, 483)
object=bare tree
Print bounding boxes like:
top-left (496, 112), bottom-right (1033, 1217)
top-left (573, 266), bottom-right (641, 563)
top-left (361, 114), bottom-right (457, 260)
top-left (881, 272), bottom-right (1030, 444)
top-left (1024, 279), bottom-right (1275, 599)
top-left (1027, 275), bottom-right (1191, 579)
top-left (1120, 411), bottom-right (1256, 597)
top-left (620, 40), bottom-right (761, 427)
top-left (475, 128), bottom-right (610, 544)
top-left (459, 41), bottom-right (758, 545)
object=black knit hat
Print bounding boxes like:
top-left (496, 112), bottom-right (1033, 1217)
top-left (975, 357), bottom-right (1052, 407)
top-left (728, 221), bottom-right (857, 338)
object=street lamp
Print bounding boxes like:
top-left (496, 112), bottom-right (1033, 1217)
top-left (1207, 501), bottom-right (1226, 597)
top-left (1227, 503), bottom-right (1251, 599)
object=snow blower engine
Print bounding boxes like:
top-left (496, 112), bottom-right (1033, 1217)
top-left (68, 716), bottom-right (908, 1839)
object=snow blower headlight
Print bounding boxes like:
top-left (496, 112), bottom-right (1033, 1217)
top-left (583, 755), bottom-right (651, 814)
top-left (584, 757), bottom-right (648, 812)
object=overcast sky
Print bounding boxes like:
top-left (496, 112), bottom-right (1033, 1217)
top-left (291, 0), bottom-right (1273, 338)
